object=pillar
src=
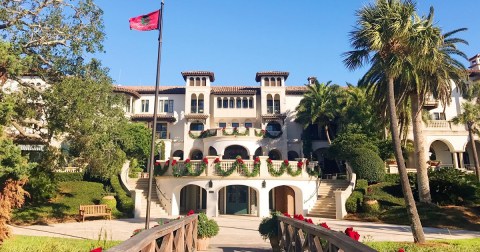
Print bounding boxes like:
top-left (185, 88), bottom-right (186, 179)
top-left (458, 152), bottom-right (464, 168)
top-left (258, 187), bottom-right (270, 218)
top-left (205, 187), bottom-right (218, 217)
top-left (452, 152), bottom-right (459, 169)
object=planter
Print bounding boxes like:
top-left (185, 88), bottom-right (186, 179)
top-left (102, 195), bottom-right (115, 200)
top-left (386, 159), bottom-right (397, 165)
top-left (428, 161), bottom-right (441, 167)
top-left (269, 236), bottom-right (281, 252)
top-left (363, 199), bottom-right (380, 213)
top-left (197, 237), bottom-right (209, 251)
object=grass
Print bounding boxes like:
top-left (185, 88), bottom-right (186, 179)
top-left (346, 182), bottom-right (480, 231)
top-left (0, 235), bottom-right (122, 252)
top-left (12, 181), bottom-right (107, 225)
top-left (366, 238), bottom-right (480, 252)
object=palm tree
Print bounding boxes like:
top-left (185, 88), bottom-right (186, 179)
top-left (295, 81), bottom-right (345, 144)
top-left (343, 0), bottom-right (426, 243)
top-left (408, 10), bottom-right (468, 203)
top-left (451, 102), bottom-right (480, 182)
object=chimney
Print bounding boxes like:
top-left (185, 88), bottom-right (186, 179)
top-left (307, 76), bottom-right (317, 85)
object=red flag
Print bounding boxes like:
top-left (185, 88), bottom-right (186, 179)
top-left (129, 10), bottom-right (160, 31)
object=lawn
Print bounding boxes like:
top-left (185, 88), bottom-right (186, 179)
top-left (346, 182), bottom-right (480, 231)
top-left (0, 235), bottom-right (121, 252)
top-left (367, 238), bottom-right (480, 252)
top-left (12, 181), bottom-right (106, 225)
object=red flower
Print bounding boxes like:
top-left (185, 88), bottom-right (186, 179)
top-left (171, 160), bottom-right (177, 166)
top-left (185, 158), bottom-right (191, 164)
top-left (261, 129), bottom-right (266, 133)
top-left (90, 248), bottom-right (102, 252)
top-left (398, 249), bottom-right (405, 252)
top-left (214, 158), bottom-right (220, 163)
top-left (319, 222), bottom-right (330, 230)
top-left (187, 210), bottom-right (195, 216)
top-left (293, 214), bottom-right (304, 221)
top-left (345, 227), bottom-right (360, 241)
top-left (283, 160), bottom-right (289, 165)
top-left (203, 157), bottom-right (208, 164)
top-left (267, 158), bottom-right (272, 164)
top-left (304, 218), bottom-right (313, 224)
top-left (165, 160), bottom-right (170, 165)
top-left (283, 212), bottom-right (291, 218)
top-left (254, 157), bottom-right (260, 164)
top-left (297, 161), bottom-right (303, 168)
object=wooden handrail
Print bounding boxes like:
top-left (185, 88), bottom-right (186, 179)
top-left (277, 215), bottom-right (377, 252)
top-left (107, 214), bottom-right (198, 252)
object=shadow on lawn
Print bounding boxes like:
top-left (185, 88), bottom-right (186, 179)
top-left (12, 202), bottom-right (69, 225)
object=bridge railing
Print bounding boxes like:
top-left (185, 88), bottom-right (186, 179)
top-left (107, 214), bottom-right (198, 252)
top-left (277, 215), bottom-right (377, 252)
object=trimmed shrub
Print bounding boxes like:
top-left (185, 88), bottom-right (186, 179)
top-left (347, 148), bottom-right (385, 183)
top-left (362, 197), bottom-right (380, 213)
top-left (54, 172), bottom-right (84, 182)
top-left (197, 213), bottom-right (219, 238)
top-left (100, 197), bottom-right (122, 218)
top-left (427, 167), bottom-right (480, 205)
top-left (384, 174), bottom-right (400, 184)
top-left (355, 179), bottom-right (368, 195)
top-left (110, 175), bottom-right (133, 217)
top-left (346, 191), bottom-right (363, 213)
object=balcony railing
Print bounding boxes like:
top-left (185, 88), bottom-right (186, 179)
top-left (426, 120), bottom-right (466, 131)
top-left (188, 127), bottom-right (282, 139)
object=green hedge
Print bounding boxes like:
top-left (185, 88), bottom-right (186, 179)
top-left (110, 175), bottom-right (133, 217)
top-left (347, 148), bottom-right (385, 183)
top-left (346, 191), bottom-right (363, 213)
top-left (54, 172), bottom-right (84, 182)
top-left (384, 174), bottom-right (400, 184)
top-left (356, 179), bottom-right (368, 195)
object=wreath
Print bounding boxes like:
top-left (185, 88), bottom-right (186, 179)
top-left (287, 160), bottom-right (302, 177)
top-left (154, 161), bottom-right (169, 176)
top-left (242, 157), bottom-right (260, 177)
top-left (267, 158), bottom-right (285, 176)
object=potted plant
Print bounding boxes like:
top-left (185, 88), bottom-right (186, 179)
top-left (258, 212), bottom-right (281, 252)
top-left (197, 213), bottom-right (219, 251)
top-left (427, 160), bottom-right (441, 167)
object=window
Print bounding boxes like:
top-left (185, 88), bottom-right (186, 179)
top-left (242, 98), bottom-right (248, 108)
top-left (229, 98), bottom-right (234, 108)
top-left (141, 99), bottom-right (149, 112)
top-left (191, 99), bottom-right (197, 113)
top-left (189, 77), bottom-right (194, 86)
top-left (126, 99), bottom-right (131, 113)
top-left (198, 95), bottom-right (204, 113)
top-left (217, 98), bottom-right (222, 108)
top-left (274, 94), bottom-right (280, 114)
top-left (163, 100), bottom-right (174, 113)
top-left (219, 122), bottom-right (227, 128)
top-left (158, 100), bottom-right (164, 112)
top-left (201, 77), bottom-right (206, 86)
top-left (190, 123), bottom-right (204, 131)
top-left (232, 122), bottom-right (240, 128)
top-left (223, 98), bottom-right (228, 108)
top-left (245, 122), bottom-right (253, 128)
top-left (156, 123), bottom-right (167, 139)
top-left (276, 77), bottom-right (282, 86)
top-left (236, 98), bottom-right (242, 108)
top-left (266, 121), bottom-right (281, 132)
top-left (267, 95), bottom-right (273, 114)
top-left (264, 77), bottom-right (270, 87)
top-left (432, 112), bottom-right (446, 120)
top-left (249, 97), bottom-right (253, 108)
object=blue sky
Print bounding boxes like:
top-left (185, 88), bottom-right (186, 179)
top-left (95, 0), bottom-right (480, 87)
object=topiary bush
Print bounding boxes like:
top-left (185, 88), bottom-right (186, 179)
top-left (197, 213), bottom-right (219, 239)
top-left (110, 175), bottom-right (133, 217)
top-left (346, 191), bottom-right (363, 213)
top-left (54, 172), bottom-right (84, 182)
top-left (347, 148), bottom-right (385, 183)
top-left (100, 196), bottom-right (122, 218)
top-left (355, 179), bottom-right (368, 195)
top-left (427, 167), bottom-right (480, 205)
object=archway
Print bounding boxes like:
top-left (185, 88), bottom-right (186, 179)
top-left (254, 147), bottom-right (263, 159)
top-left (268, 149), bottom-right (282, 160)
top-left (218, 185), bottom-right (258, 215)
top-left (429, 140), bottom-right (453, 166)
top-left (224, 145), bottom-right (248, 159)
top-left (172, 150), bottom-right (184, 160)
top-left (464, 140), bottom-right (480, 169)
top-left (180, 185), bottom-right (207, 214)
top-left (269, 186), bottom-right (295, 215)
top-left (208, 146), bottom-right (218, 156)
top-left (313, 148), bottom-right (339, 175)
top-left (288, 151), bottom-right (299, 161)
top-left (190, 149), bottom-right (203, 160)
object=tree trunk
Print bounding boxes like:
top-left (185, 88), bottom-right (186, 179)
top-left (387, 77), bottom-right (425, 243)
top-left (324, 125), bottom-right (332, 145)
top-left (411, 93), bottom-right (432, 203)
top-left (468, 125), bottom-right (480, 182)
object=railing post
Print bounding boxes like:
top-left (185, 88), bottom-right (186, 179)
top-left (206, 156), bottom-right (218, 176)
top-left (258, 156), bottom-right (269, 177)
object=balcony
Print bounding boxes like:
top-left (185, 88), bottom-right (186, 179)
top-left (188, 127), bottom-right (282, 139)
top-left (156, 157), bottom-right (312, 180)
top-left (425, 120), bottom-right (466, 131)
top-left (423, 99), bottom-right (439, 110)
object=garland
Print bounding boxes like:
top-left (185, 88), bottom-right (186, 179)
top-left (172, 160), bottom-right (186, 177)
top-left (154, 161), bottom-right (169, 176)
top-left (188, 130), bottom-right (217, 139)
top-left (267, 158), bottom-right (285, 176)
top-left (306, 166), bottom-right (320, 177)
top-left (242, 157), bottom-right (260, 177)
top-left (287, 160), bottom-right (302, 177)
top-left (215, 157), bottom-right (236, 176)
top-left (255, 129), bottom-right (266, 137)
top-left (222, 127), bottom-right (250, 136)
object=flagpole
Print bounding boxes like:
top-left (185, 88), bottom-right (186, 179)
top-left (146, 0), bottom-right (165, 230)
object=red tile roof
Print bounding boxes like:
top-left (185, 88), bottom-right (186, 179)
top-left (113, 85), bottom-right (309, 95)
top-left (113, 86), bottom-right (141, 98)
top-left (255, 71), bottom-right (289, 82)
top-left (181, 71), bottom-right (215, 81)
top-left (211, 86), bottom-right (259, 95)
top-left (130, 114), bottom-right (176, 122)
top-left (114, 85), bottom-right (185, 94)
top-left (285, 86), bottom-right (308, 95)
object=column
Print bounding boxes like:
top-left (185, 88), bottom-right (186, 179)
top-left (258, 187), bottom-right (270, 218)
top-left (458, 152), bottom-right (464, 168)
top-left (205, 188), bottom-right (218, 217)
top-left (452, 152), bottom-right (458, 169)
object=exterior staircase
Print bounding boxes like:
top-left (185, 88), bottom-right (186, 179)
top-left (308, 179), bottom-right (349, 219)
top-left (127, 178), bottom-right (167, 218)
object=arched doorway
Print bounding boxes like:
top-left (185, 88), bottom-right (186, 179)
top-left (172, 150), bottom-right (184, 160)
top-left (269, 186), bottom-right (295, 215)
top-left (190, 150), bottom-right (203, 160)
top-left (208, 146), bottom-right (218, 156)
top-left (224, 145), bottom-right (248, 159)
top-left (268, 149), bottom-right (282, 160)
top-left (218, 185), bottom-right (258, 215)
top-left (180, 185), bottom-right (207, 214)
top-left (254, 147), bottom-right (263, 159)
top-left (464, 140), bottom-right (480, 169)
top-left (429, 140), bottom-right (453, 166)
top-left (288, 151), bottom-right (299, 161)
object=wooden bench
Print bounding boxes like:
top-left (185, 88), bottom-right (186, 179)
top-left (79, 204), bottom-right (112, 222)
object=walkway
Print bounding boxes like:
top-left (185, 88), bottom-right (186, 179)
top-left (9, 216), bottom-right (480, 250)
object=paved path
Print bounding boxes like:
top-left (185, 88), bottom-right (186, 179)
top-left (10, 216), bottom-right (480, 251)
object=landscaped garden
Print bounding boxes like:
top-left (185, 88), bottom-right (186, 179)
top-left (0, 235), bottom-right (121, 252)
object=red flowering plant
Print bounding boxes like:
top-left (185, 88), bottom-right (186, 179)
top-left (283, 212), bottom-right (291, 218)
top-left (345, 227), bottom-right (360, 241)
top-left (266, 158), bottom-right (272, 164)
top-left (154, 160), bottom-right (169, 176)
top-left (293, 214), bottom-right (304, 221)
top-left (297, 161), bottom-right (304, 168)
top-left (398, 249), bottom-right (405, 252)
top-left (254, 157), bottom-right (260, 164)
top-left (319, 222), bottom-right (330, 230)
top-left (187, 210), bottom-right (195, 216)
top-left (185, 158), bottom-right (191, 164)
top-left (202, 157), bottom-right (208, 164)
top-left (283, 160), bottom-right (289, 165)
top-left (131, 228), bottom-right (145, 237)
top-left (214, 158), bottom-right (220, 163)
